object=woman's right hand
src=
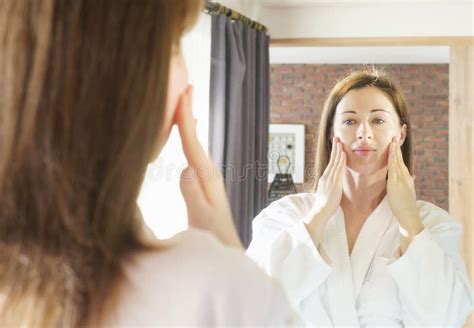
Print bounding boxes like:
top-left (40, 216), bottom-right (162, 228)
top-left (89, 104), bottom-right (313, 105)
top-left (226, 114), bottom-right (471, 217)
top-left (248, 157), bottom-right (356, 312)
top-left (174, 85), bottom-right (242, 249)
top-left (304, 137), bottom-right (346, 246)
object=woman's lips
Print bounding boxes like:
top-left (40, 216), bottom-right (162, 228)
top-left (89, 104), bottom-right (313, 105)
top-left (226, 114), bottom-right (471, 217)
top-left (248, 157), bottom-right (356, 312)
top-left (353, 148), bottom-right (376, 156)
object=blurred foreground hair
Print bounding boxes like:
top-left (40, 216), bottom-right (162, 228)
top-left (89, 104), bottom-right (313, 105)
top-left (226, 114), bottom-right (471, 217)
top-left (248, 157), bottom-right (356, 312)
top-left (0, 0), bottom-right (200, 325)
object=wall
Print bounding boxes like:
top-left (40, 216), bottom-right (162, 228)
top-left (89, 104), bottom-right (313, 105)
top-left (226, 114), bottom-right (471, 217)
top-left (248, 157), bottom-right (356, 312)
top-left (219, 1), bottom-right (474, 39)
top-left (260, 2), bottom-right (474, 39)
top-left (270, 64), bottom-right (449, 210)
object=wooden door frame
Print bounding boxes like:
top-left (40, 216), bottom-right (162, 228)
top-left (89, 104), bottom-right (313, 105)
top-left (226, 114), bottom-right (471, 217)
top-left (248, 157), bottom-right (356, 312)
top-left (270, 36), bottom-right (474, 47)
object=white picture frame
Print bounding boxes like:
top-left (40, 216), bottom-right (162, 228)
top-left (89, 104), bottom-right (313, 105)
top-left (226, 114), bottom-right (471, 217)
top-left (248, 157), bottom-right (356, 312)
top-left (268, 124), bottom-right (305, 184)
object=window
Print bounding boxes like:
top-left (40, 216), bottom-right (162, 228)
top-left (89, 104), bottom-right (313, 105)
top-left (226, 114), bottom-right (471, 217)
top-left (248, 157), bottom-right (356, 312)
top-left (137, 13), bottom-right (211, 239)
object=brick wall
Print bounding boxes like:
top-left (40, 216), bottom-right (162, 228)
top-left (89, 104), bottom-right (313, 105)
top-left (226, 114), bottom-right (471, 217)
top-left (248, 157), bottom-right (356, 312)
top-left (270, 64), bottom-right (449, 210)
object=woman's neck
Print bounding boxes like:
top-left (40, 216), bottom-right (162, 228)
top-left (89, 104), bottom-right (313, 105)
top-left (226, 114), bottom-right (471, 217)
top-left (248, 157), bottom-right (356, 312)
top-left (341, 165), bottom-right (388, 213)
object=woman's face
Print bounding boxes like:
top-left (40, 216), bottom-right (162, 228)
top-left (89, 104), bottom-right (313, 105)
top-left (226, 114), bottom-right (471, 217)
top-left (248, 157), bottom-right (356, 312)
top-left (332, 86), bottom-right (406, 175)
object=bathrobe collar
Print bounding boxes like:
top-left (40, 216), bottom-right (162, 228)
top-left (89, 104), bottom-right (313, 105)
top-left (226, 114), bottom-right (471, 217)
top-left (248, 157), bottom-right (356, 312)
top-left (321, 195), bottom-right (394, 326)
top-left (350, 196), bottom-right (394, 300)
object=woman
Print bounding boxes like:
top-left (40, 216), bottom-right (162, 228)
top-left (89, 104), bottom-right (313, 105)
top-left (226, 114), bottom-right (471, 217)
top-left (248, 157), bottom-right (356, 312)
top-left (0, 1), bottom-right (303, 326)
top-left (247, 69), bottom-right (474, 326)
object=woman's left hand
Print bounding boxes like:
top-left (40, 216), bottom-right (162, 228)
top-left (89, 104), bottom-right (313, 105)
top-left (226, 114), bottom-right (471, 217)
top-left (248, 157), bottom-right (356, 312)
top-left (387, 139), bottom-right (424, 238)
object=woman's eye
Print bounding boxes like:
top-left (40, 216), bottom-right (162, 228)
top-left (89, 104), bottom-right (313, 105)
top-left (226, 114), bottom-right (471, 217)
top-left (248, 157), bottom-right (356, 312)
top-left (343, 119), bottom-right (356, 125)
top-left (373, 118), bottom-right (385, 125)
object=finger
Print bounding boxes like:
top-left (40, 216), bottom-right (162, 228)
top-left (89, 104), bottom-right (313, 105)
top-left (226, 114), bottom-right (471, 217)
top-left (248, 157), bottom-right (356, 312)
top-left (395, 141), bottom-right (405, 170)
top-left (391, 139), bottom-right (402, 177)
top-left (331, 155), bottom-right (345, 195)
top-left (180, 167), bottom-right (208, 210)
top-left (325, 137), bottom-right (338, 173)
top-left (387, 142), bottom-right (397, 184)
top-left (175, 86), bottom-right (225, 203)
top-left (397, 143), bottom-right (411, 177)
top-left (328, 140), bottom-right (342, 178)
top-left (175, 85), bottom-right (209, 168)
top-left (330, 141), bottom-right (343, 179)
top-left (335, 149), bottom-right (346, 181)
top-left (321, 138), bottom-right (337, 178)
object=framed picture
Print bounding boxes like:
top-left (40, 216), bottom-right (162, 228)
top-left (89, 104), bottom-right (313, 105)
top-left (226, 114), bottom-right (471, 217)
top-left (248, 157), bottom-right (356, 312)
top-left (268, 124), bottom-right (305, 184)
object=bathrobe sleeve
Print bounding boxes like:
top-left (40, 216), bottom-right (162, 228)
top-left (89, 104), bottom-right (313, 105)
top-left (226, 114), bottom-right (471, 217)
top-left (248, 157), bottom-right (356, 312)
top-left (246, 194), bottom-right (333, 306)
top-left (387, 201), bottom-right (474, 326)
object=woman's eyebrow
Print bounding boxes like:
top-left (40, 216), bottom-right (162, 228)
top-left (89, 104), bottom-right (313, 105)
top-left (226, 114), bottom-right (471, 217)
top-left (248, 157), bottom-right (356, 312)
top-left (371, 109), bottom-right (391, 114)
top-left (338, 109), bottom-right (392, 116)
top-left (339, 110), bottom-right (357, 115)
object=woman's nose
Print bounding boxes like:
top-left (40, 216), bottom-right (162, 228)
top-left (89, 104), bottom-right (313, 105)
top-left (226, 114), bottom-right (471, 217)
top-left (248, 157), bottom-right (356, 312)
top-left (357, 123), bottom-right (373, 140)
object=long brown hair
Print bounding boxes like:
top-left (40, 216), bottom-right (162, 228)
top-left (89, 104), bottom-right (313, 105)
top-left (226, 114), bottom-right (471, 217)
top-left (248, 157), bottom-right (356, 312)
top-left (0, 0), bottom-right (200, 326)
top-left (312, 68), bottom-right (414, 190)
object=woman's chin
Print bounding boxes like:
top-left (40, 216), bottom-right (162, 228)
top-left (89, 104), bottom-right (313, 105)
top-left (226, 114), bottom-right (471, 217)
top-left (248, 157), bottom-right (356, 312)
top-left (346, 161), bottom-right (386, 176)
top-left (347, 166), bottom-right (376, 176)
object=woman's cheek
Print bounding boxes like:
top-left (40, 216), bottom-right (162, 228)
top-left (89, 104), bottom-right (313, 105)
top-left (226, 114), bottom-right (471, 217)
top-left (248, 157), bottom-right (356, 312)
top-left (335, 129), bottom-right (353, 148)
top-left (340, 141), bottom-right (350, 155)
top-left (166, 54), bottom-right (189, 126)
top-left (381, 142), bottom-right (390, 165)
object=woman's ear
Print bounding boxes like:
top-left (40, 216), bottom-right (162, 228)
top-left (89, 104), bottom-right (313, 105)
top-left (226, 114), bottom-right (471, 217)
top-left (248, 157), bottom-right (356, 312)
top-left (399, 124), bottom-right (407, 146)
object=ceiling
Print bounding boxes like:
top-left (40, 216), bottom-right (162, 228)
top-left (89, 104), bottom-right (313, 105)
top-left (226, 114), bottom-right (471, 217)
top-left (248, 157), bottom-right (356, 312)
top-left (216, 0), bottom-right (471, 63)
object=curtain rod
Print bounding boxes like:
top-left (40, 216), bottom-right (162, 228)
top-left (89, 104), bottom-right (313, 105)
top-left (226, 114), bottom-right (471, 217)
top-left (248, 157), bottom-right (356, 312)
top-left (204, 1), bottom-right (268, 33)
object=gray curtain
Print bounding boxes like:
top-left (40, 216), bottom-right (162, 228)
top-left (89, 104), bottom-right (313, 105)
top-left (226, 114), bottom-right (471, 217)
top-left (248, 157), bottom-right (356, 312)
top-left (209, 15), bottom-right (270, 248)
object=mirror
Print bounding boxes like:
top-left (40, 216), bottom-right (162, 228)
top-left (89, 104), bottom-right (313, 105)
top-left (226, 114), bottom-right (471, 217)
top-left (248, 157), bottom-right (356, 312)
top-left (267, 45), bottom-right (450, 210)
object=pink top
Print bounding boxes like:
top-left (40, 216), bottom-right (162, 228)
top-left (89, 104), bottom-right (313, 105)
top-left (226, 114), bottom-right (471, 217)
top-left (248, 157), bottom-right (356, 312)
top-left (104, 228), bottom-right (304, 327)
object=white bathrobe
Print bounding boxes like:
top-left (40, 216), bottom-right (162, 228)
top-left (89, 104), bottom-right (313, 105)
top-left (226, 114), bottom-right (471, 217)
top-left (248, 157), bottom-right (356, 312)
top-left (247, 193), bottom-right (474, 327)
